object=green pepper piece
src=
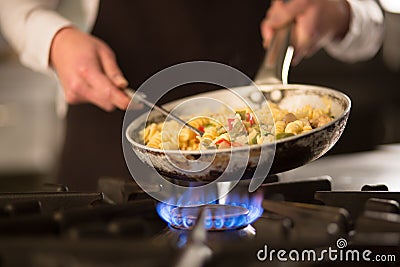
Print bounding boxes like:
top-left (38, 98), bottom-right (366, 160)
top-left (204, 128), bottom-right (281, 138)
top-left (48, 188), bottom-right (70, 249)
top-left (275, 132), bottom-right (295, 140)
top-left (236, 110), bottom-right (246, 120)
top-left (251, 135), bottom-right (259, 144)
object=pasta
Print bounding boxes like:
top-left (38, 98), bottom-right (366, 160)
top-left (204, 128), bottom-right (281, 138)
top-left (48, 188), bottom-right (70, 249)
top-left (141, 101), bottom-right (333, 150)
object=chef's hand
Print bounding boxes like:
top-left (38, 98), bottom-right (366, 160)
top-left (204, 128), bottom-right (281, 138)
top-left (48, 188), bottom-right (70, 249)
top-left (50, 27), bottom-right (131, 111)
top-left (261, 0), bottom-right (351, 65)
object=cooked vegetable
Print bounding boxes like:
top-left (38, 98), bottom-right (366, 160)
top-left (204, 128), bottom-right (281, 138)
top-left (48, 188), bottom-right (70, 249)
top-left (142, 101), bottom-right (333, 150)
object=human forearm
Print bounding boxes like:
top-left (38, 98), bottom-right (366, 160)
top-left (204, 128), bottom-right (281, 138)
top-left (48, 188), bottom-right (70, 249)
top-left (0, 0), bottom-right (71, 72)
top-left (261, 0), bottom-right (384, 64)
top-left (0, 0), bottom-right (99, 73)
top-left (324, 0), bottom-right (384, 63)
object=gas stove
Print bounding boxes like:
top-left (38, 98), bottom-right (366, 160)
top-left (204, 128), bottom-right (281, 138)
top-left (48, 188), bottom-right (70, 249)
top-left (0, 174), bottom-right (399, 267)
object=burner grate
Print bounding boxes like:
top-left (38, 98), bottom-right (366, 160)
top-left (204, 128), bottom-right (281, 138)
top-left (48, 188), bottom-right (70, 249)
top-left (0, 176), bottom-right (399, 267)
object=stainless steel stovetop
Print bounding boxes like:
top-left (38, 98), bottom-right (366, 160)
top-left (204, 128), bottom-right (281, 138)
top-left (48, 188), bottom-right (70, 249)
top-left (0, 146), bottom-right (399, 267)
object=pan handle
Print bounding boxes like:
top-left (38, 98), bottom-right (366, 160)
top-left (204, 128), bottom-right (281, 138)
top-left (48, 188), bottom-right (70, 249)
top-left (254, 18), bottom-right (293, 85)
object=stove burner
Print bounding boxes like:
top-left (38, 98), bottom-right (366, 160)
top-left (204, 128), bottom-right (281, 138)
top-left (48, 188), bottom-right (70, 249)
top-left (173, 204), bottom-right (248, 230)
top-left (157, 202), bottom-right (263, 231)
top-left (1, 176), bottom-right (400, 267)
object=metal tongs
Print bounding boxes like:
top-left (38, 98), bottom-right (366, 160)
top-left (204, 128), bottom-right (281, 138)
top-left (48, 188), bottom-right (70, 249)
top-left (124, 88), bottom-right (204, 136)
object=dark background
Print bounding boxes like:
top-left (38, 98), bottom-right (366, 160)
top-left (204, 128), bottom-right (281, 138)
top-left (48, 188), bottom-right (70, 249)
top-left (290, 48), bottom-right (400, 154)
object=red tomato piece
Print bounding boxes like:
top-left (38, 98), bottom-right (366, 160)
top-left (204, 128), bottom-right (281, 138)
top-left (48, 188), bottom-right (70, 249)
top-left (246, 113), bottom-right (254, 126)
top-left (215, 138), bottom-right (231, 146)
top-left (227, 118), bottom-right (235, 131)
top-left (218, 140), bottom-right (231, 149)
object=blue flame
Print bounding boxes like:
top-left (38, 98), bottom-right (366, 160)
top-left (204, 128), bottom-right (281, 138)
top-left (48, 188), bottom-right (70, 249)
top-left (156, 191), bottom-right (263, 231)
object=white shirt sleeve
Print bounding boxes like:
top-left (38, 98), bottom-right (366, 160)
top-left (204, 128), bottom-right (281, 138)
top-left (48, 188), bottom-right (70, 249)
top-left (1, 0), bottom-right (384, 73)
top-left (324, 0), bottom-right (384, 63)
top-left (0, 0), bottom-right (98, 74)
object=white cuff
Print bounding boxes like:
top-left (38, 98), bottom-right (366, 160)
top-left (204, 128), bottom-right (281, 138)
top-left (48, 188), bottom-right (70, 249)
top-left (324, 0), bottom-right (384, 63)
top-left (20, 9), bottom-right (72, 73)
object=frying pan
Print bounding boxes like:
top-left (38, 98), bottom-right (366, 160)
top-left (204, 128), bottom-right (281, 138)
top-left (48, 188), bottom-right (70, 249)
top-left (125, 25), bottom-right (351, 188)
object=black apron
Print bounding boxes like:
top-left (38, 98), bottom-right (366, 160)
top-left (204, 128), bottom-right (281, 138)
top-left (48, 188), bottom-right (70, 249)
top-left (57, 0), bottom-right (270, 190)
